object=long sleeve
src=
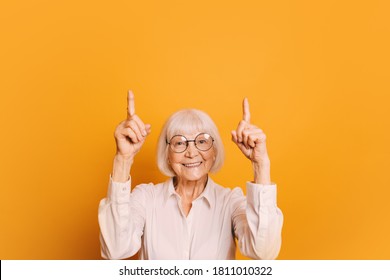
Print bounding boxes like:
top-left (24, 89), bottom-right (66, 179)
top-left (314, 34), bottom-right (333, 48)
top-left (232, 182), bottom-right (284, 260)
top-left (98, 176), bottom-right (147, 259)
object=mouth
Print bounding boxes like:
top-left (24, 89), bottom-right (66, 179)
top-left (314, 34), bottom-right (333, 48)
top-left (182, 162), bottom-right (202, 168)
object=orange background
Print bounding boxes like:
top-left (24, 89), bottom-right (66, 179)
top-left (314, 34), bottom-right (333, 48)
top-left (1, 0), bottom-right (389, 259)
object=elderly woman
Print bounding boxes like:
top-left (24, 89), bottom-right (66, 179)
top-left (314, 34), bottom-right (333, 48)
top-left (98, 90), bottom-right (283, 260)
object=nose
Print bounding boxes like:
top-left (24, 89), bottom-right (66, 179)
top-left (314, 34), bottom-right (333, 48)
top-left (185, 142), bottom-right (198, 157)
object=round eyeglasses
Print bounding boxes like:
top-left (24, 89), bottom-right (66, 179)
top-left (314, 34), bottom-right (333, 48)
top-left (166, 133), bottom-right (214, 153)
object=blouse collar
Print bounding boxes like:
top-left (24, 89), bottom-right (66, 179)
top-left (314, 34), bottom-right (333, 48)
top-left (163, 176), bottom-right (215, 208)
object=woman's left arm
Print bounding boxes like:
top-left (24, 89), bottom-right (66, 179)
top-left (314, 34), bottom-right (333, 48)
top-left (231, 97), bottom-right (271, 184)
top-left (231, 98), bottom-right (284, 259)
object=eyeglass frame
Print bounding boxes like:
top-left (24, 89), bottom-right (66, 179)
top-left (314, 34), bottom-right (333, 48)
top-left (166, 133), bottom-right (215, 153)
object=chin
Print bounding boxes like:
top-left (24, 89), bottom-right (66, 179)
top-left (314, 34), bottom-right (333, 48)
top-left (180, 171), bottom-right (208, 182)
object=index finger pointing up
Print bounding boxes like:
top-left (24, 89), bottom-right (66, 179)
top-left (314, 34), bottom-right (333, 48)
top-left (242, 97), bottom-right (251, 122)
top-left (127, 90), bottom-right (135, 119)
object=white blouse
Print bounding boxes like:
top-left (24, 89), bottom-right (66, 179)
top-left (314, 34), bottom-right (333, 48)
top-left (98, 176), bottom-right (283, 260)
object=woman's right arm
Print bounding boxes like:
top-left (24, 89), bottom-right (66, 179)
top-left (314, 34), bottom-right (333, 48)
top-left (112, 90), bottom-right (151, 182)
top-left (98, 90), bottom-right (151, 259)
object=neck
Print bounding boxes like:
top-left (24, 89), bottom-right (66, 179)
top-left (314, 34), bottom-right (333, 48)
top-left (174, 175), bottom-right (208, 202)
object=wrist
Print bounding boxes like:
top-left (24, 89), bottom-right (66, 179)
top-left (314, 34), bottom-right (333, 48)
top-left (252, 156), bottom-right (270, 169)
top-left (112, 154), bottom-right (134, 182)
top-left (252, 160), bottom-right (271, 185)
top-left (115, 153), bottom-right (135, 163)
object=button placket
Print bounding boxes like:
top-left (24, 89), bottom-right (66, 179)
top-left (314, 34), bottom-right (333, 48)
top-left (184, 217), bottom-right (192, 259)
top-left (174, 195), bottom-right (191, 259)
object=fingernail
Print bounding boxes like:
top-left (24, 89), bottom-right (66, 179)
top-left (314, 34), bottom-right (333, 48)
top-left (142, 130), bottom-right (147, 136)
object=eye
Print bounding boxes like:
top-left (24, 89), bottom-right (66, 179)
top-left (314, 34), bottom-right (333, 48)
top-left (175, 141), bottom-right (186, 146)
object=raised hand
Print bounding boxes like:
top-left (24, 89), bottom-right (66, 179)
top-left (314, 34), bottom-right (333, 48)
top-left (114, 90), bottom-right (151, 160)
top-left (231, 98), bottom-right (269, 165)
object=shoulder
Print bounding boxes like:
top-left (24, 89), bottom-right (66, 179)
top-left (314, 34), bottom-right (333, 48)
top-left (131, 179), bottom-right (170, 199)
top-left (208, 179), bottom-right (245, 203)
top-left (208, 180), bottom-right (246, 214)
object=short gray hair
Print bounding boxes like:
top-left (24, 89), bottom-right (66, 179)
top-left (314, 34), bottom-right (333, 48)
top-left (157, 109), bottom-right (225, 177)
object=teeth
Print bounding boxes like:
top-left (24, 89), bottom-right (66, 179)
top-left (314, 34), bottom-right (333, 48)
top-left (183, 162), bottom-right (201, 167)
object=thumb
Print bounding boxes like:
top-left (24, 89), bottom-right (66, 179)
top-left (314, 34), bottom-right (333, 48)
top-left (145, 124), bottom-right (152, 134)
top-left (231, 130), bottom-right (238, 144)
top-left (232, 130), bottom-right (249, 153)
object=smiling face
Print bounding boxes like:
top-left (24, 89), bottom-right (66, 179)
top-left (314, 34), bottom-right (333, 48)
top-left (157, 109), bottom-right (225, 178)
top-left (168, 132), bottom-right (216, 182)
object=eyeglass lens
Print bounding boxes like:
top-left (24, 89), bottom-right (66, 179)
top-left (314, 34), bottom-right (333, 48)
top-left (169, 133), bottom-right (213, 153)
